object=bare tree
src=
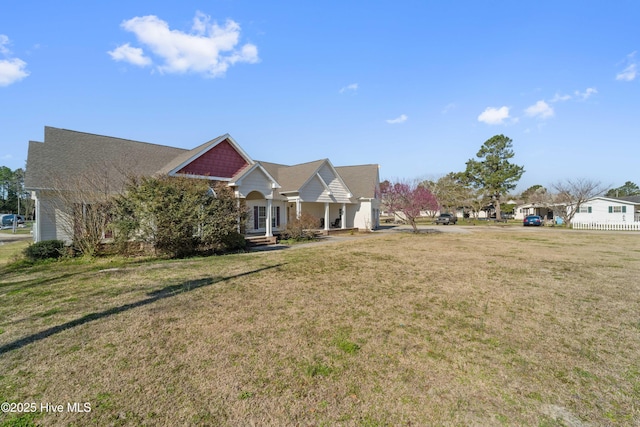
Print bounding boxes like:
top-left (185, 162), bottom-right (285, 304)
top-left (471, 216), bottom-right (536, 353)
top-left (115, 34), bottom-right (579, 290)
top-left (422, 173), bottom-right (471, 216)
top-left (465, 189), bottom-right (490, 220)
top-left (551, 178), bottom-right (607, 226)
top-left (36, 155), bottom-right (138, 256)
top-left (528, 186), bottom-right (553, 206)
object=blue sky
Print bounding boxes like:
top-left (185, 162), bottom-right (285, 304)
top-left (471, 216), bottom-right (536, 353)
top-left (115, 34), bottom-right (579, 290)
top-left (1, 0), bottom-right (638, 192)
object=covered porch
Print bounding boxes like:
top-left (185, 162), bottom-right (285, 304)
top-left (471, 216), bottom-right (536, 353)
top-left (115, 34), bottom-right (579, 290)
top-left (244, 194), bottom-right (355, 237)
top-left (287, 200), bottom-right (355, 232)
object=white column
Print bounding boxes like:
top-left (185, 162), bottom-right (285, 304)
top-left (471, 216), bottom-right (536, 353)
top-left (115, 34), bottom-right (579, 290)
top-left (296, 198), bottom-right (301, 219)
top-left (266, 199), bottom-right (273, 237)
top-left (34, 191), bottom-right (40, 242)
top-left (324, 202), bottom-right (330, 230)
top-left (236, 198), bottom-right (241, 233)
top-left (341, 203), bottom-right (346, 229)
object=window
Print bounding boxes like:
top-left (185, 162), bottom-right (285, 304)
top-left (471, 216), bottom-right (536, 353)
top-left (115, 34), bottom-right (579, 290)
top-left (258, 206), bottom-right (266, 229)
top-left (253, 206), bottom-right (266, 229)
top-left (253, 205), bottom-right (281, 229)
top-left (578, 206), bottom-right (592, 213)
top-left (609, 206), bottom-right (626, 213)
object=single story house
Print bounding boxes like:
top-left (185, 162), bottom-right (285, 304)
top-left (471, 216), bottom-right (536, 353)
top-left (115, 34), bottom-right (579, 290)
top-left (25, 127), bottom-right (381, 243)
top-left (572, 196), bottom-right (640, 224)
top-left (515, 203), bottom-right (556, 221)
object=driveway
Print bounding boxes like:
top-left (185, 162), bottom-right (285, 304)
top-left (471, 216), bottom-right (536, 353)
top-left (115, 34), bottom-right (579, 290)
top-left (377, 224), bottom-right (472, 234)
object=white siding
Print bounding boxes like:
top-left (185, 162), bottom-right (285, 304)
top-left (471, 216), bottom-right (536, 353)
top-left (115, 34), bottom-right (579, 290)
top-left (236, 168), bottom-right (274, 199)
top-left (353, 200), bottom-right (373, 230)
top-left (299, 164), bottom-right (352, 204)
top-left (300, 177), bottom-right (332, 202)
top-left (318, 164), bottom-right (351, 202)
top-left (35, 192), bottom-right (73, 243)
top-left (573, 198), bottom-right (636, 223)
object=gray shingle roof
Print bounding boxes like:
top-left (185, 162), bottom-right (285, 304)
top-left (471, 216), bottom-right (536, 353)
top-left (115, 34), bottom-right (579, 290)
top-left (244, 160), bottom-right (380, 199)
top-left (613, 195), bottom-right (640, 204)
top-left (25, 127), bottom-right (381, 203)
top-left (253, 161), bottom-right (286, 183)
top-left (335, 164), bottom-right (380, 199)
top-left (272, 159), bottom-right (327, 193)
top-left (25, 127), bottom-right (185, 192)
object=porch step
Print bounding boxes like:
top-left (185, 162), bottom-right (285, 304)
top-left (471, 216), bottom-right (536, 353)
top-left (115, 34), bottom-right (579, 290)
top-left (245, 235), bottom-right (278, 247)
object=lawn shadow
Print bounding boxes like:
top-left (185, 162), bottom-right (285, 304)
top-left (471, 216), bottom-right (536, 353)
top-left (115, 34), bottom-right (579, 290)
top-left (0, 271), bottom-right (89, 292)
top-left (0, 263), bottom-right (284, 355)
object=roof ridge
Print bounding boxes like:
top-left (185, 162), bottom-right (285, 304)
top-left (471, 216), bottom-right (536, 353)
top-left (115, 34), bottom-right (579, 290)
top-left (45, 126), bottom-right (188, 151)
top-left (286, 158), bottom-right (328, 168)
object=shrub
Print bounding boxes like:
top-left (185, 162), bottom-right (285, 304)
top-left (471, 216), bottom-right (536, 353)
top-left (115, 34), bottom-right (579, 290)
top-left (280, 212), bottom-right (320, 241)
top-left (24, 240), bottom-right (66, 261)
top-left (219, 232), bottom-right (247, 252)
top-left (111, 176), bottom-right (247, 258)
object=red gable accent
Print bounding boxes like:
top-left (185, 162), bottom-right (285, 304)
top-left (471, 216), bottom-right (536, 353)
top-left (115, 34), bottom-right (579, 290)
top-left (177, 139), bottom-right (249, 178)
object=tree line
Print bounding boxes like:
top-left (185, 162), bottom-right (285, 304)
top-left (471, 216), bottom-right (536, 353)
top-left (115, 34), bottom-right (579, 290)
top-left (0, 166), bottom-right (33, 217)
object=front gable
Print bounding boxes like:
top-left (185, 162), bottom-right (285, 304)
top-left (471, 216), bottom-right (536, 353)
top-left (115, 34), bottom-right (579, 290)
top-left (299, 160), bottom-right (352, 203)
top-left (176, 138), bottom-right (249, 179)
top-left (317, 163), bottom-right (352, 201)
top-left (233, 164), bottom-right (280, 199)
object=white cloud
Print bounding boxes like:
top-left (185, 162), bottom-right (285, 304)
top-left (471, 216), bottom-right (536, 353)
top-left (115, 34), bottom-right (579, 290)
top-left (616, 64), bottom-right (637, 81)
top-left (108, 43), bottom-right (151, 66)
top-left (550, 93), bottom-right (571, 103)
top-left (0, 35), bottom-right (10, 55)
top-left (0, 35), bottom-right (29, 87)
top-left (525, 100), bottom-right (554, 119)
top-left (442, 103), bottom-right (456, 114)
top-left (477, 106), bottom-right (510, 125)
top-left (574, 87), bottom-right (597, 100)
top-left (616, 51), bottom-right (637, 81)
top-left (386, 114), bottom-right (407, 124)
top-left (339, 83), bottom-right (358, 94)
top-left (0, 59), bottom-right (29, 86)
top-left (111, 12), bottom-right (259, 77)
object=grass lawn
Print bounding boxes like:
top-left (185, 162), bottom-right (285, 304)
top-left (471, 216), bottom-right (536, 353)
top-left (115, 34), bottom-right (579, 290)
top-left (1, 228), bottom-right (639, 426)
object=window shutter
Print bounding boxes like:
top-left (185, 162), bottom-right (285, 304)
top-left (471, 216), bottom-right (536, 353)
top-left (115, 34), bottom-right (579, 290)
top-left (253, 206), bottom-right (259, 229)
top-left (608, 206), bottom-right (613, 213)
top-left (588, 206), bottom-right (592, 213)
top-left (622, 206), bottom-right (627, 213)
top-left (276, 206), bottom-right (281, 227)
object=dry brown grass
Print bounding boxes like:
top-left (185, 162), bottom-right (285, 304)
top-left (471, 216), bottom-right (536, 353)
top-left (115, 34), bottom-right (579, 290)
top-left (1, 227), bottom-right (640, 426)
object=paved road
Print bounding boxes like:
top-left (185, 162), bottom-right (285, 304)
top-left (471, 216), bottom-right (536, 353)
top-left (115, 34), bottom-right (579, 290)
top-left (0, 231), bottom-right (32, 244)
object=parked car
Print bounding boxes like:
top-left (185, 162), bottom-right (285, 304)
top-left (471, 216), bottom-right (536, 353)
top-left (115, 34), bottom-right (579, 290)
top-left (523, 215), bottom-right (542, 226)
top-left (435, 213), bottom-right (457, 225)
top-left (1, 214), bottom-right (25, 227)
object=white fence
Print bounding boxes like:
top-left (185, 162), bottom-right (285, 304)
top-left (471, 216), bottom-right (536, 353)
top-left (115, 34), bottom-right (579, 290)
top-left (573, 222), bottom-right (640, 231)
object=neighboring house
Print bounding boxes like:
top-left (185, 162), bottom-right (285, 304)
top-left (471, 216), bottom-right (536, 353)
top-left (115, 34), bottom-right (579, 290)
top-left (25, 127), bottom-right (380, 243)
top-left (572, 196), bottom-right (640, 224)
top-left (515, 203), bottom-right (556, 221)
